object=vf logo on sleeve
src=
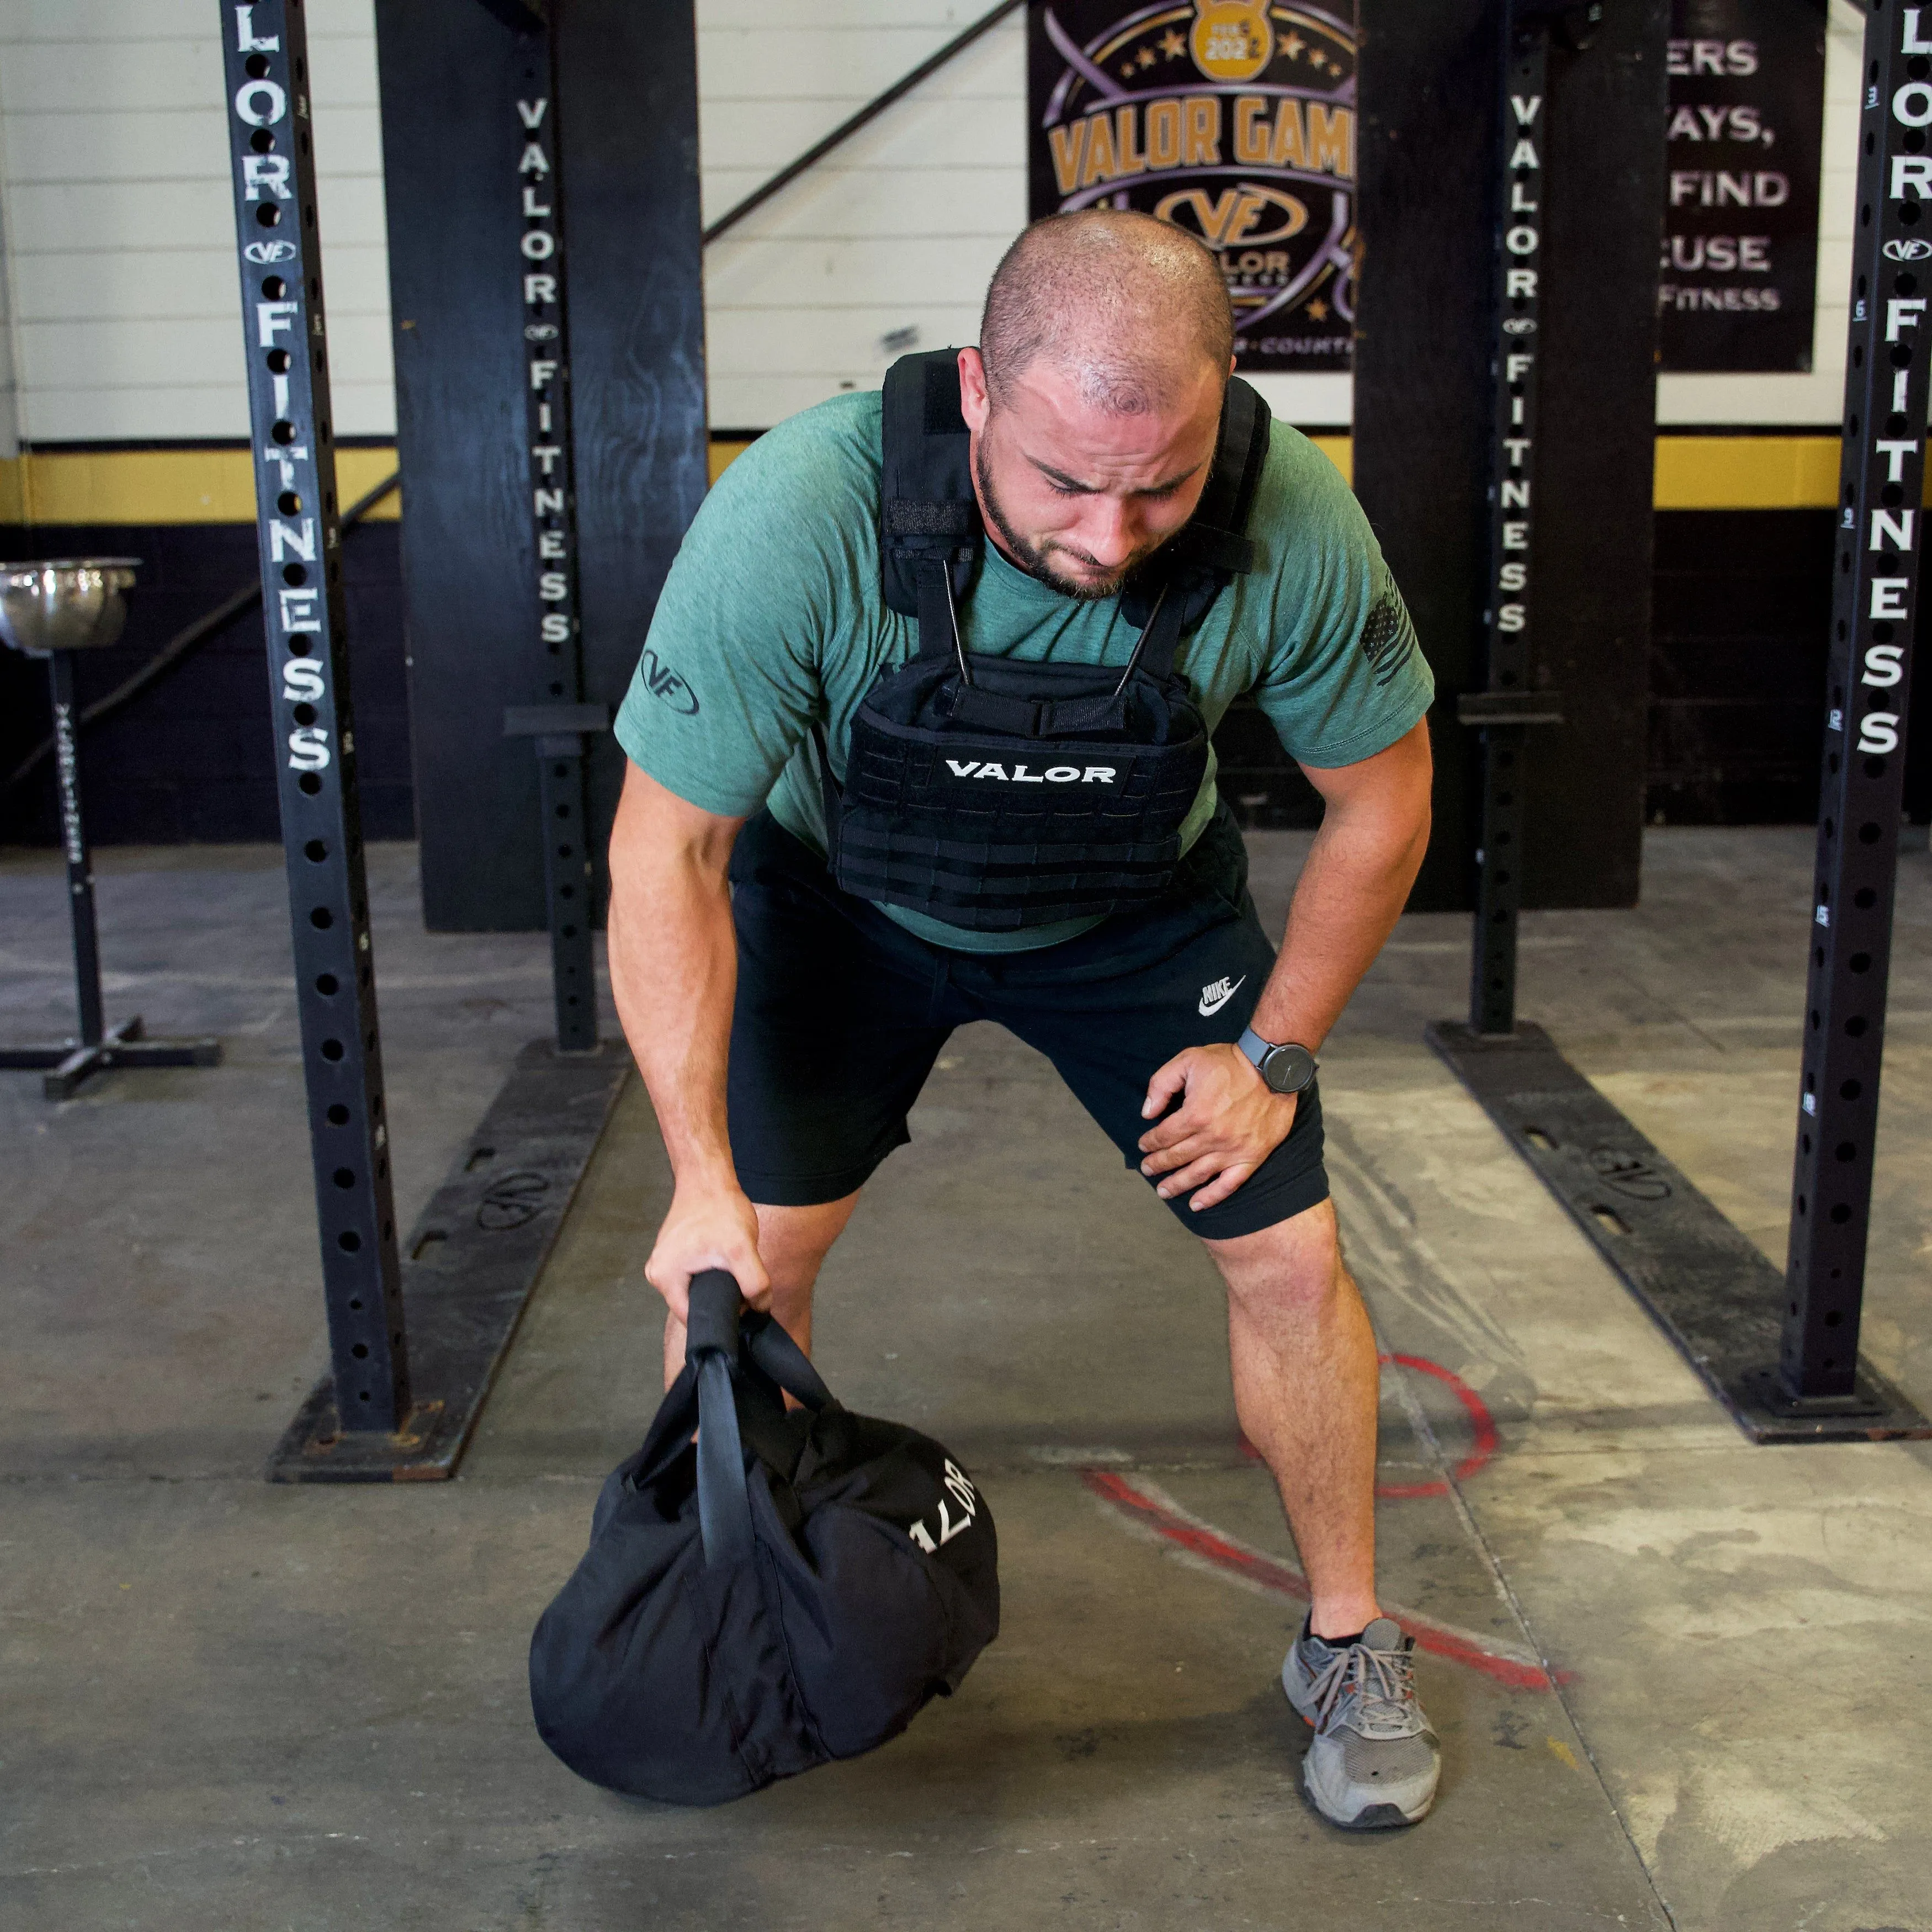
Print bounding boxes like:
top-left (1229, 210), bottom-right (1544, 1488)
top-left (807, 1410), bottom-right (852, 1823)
top-left (637, 648), bottom-right (699, 716)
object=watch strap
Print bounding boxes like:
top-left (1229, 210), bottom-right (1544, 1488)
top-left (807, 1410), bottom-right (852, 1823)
top-left (1236, 1027), bottom-right (1317, 1094)
top-left (1236, 1026), bottom-right (1273, 1075)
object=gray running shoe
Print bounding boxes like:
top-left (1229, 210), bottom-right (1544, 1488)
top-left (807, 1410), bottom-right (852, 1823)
top-left (1281, 1614), bottom-right (1440, 1829)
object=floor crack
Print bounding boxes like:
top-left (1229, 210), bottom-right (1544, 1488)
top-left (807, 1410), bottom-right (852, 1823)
top-left (1377, 1341), bottom-right (1683, 1932)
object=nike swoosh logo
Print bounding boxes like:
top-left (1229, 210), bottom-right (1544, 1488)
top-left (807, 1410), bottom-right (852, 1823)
top-left (1198, 976), bottom-right (1246, 1017)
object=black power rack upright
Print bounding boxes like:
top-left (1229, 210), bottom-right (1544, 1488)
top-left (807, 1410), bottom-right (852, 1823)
top-left (500, 1), bottom-right (607, 1052)
top-left (1780, 0), bottom-right (1932, 1413)
top-left (1427, 0), bottom-right (1929, 1443)
top-left (222, 2), bottom-right (413, 1435)
top-left (220, 0), bottom-right (629, 1482)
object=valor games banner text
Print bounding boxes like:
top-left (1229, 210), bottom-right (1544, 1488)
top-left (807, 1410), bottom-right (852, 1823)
top-left (1660, 0), bottom-right (1826, 371)
top-left (1027, 2), bottom-right (1357, 373)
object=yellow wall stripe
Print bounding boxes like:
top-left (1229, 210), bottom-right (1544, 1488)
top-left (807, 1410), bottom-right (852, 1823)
top-left (1652, 434), bottom-right (1848, 511)
top-left (0, 446), bottom-right (401, 526)
top-left (0, 434), bottom-right (1918, 522)
top-left (1309, 435), bottom-right (1352, 485)
top-left (709, 438), bottom-right (755, 484)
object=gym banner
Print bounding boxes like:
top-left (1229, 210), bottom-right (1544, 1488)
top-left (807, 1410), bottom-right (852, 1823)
top-left (1027, 2), bottom-right (1357, 372)
top-left (1659, 0), bottom-right (1826, 371)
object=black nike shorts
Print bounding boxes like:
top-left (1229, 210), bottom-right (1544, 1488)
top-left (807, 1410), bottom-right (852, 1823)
top-left (723, 803), bottom-right (1329, 1243)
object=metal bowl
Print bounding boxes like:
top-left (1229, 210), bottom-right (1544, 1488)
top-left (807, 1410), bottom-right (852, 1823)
top-left (0, 558), bottom-right (143, 658)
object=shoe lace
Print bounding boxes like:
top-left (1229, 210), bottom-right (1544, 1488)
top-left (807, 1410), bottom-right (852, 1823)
top-left (1307, 1636), bottom-right (1416, 1736)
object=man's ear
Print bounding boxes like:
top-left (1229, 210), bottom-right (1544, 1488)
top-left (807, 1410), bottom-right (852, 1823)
top-left (958, 346), bottom-right (991, 435)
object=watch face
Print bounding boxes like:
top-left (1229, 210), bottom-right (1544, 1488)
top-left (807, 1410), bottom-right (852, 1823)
top-left (1264, 1043), bottom-right (1317, 1094)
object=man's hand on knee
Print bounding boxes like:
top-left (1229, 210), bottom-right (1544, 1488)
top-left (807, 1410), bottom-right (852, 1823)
top-left (645, 1180), bottom-right (770, 1321)
top-left (1138, 1043), bottom-right (1299, 1213)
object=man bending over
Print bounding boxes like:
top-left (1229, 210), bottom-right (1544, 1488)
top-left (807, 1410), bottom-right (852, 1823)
top-left (607, 211), bottom-right (1438, 1830)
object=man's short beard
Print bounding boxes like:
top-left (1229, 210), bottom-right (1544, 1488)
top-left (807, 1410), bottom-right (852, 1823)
top-left (974, 443), bottom-right (1159, 602)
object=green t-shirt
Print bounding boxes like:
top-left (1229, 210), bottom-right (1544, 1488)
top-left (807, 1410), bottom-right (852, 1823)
top-left (615, 390), bottom-right (1433, 953)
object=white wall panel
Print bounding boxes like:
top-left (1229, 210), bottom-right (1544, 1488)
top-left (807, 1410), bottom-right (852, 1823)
top-left (0, 25), bottom-right (374, 114)
top-left (0, 1), bottom-right (378, 38)
top-left (704, 301), bottom-right (987, 368)
top-left (700, 0), bottom-right (995, 25)
top-left (708, 233), bottom-right (1015, 308)
top-left (705, 161), bottom-right (1023, 240)
top-left (26, 378), bottom-right (392, 444)
top-left (20, 311), bottom-right (393, 391)
top-left (0, 40), bottom-right (226, 116)
top-left (700, 5), bottom-right (1026, 429)
top-left (15, 244), bottom-right (390, 323)
top-left (700, 94), bottom-right (1025, 179)
top-left (2, 105), bottom-right (383, 185)
top-left (8, 176), bottom-right (388, 254)
top-left (2, 107), bottom-right (226, 185)
top-left (0, 88), bottom-right (17, 458)
top-left (1246, 372), bottom-right (1351, 429)
top-left (698, 23), bottom-right (1016, 102)
top-left (704, 372), bottom-right (895, 431)
top-left (0, 0), bottom-right (391, 442)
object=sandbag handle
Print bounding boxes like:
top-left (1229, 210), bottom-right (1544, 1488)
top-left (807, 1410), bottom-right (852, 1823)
top-left (689, 1270), bottom-right (833, 1410)
top-left (686, 1271), bottom-right (755, 1569)
top-left (677, 1271), bottom-right (840, 1569)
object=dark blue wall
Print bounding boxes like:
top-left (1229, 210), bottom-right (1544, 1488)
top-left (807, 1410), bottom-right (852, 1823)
top-left (0, 521), bottom-right (412, 847)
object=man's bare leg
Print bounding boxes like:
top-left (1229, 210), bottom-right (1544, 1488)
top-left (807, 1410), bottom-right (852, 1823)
top-left (1205, 1197), bottom-right (1381, 1640)
top-left (661, 1193), bottom-right (859, 1387)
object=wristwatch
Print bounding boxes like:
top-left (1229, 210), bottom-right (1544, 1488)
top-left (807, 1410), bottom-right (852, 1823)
top-left (1236, 1027), bottom-right (1318, 1096)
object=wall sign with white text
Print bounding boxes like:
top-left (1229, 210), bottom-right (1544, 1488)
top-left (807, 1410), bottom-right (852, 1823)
top-left (1660, 0), bottom-right (1827, 372)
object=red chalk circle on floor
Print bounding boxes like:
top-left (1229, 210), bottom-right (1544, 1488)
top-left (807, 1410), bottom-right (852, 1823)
top-left (1237, 1352), bottom-right (1499, 1499)
top-left (1372, 1352), bottom-right (1500, 1499)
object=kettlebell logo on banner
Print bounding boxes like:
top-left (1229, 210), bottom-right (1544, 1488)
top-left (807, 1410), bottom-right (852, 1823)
top-left (1190, 0), bottom-right (1272, 82)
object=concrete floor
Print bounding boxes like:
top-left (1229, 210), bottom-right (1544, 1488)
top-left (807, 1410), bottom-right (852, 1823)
top-left (2, 829), bottom-right (1929, 1930)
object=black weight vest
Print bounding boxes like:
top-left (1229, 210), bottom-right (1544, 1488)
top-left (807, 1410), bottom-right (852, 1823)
top-left (814, 349), bottom-right (1271, 933)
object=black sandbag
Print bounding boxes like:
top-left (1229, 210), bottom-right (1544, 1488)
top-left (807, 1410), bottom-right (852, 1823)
top-left (529, 1271), bottom-right (999, 1803)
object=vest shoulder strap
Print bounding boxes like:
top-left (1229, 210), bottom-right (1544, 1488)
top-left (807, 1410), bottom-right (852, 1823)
top-left (880, 349), bottom-right (981, 619)
top-left (1119, 374), bottom-right (1272, 631)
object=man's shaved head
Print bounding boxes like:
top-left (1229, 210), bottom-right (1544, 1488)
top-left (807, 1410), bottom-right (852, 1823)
top-left (958, 212), bottom-right (1233, 599)
top-left (979, 210), bottom-right (1234, 417)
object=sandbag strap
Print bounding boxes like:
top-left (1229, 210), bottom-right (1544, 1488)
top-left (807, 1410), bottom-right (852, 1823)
top-left (630, 1364), bottom-right (701, 1491)
top-left (687, 1270), bottom-right (755, 1569)
top-left (694, 1354), bottom-right (753, 1568)
top-left (744, 1310), bottom-right (833, 1409)
top-left (676, 1274), bottom-right (839, 1569)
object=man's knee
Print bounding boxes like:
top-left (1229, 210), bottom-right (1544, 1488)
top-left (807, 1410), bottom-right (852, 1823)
top-left (755, 1193), bottom-right (859, 1290)
top-left (1206, 1196), bottom-right (1344, 1321)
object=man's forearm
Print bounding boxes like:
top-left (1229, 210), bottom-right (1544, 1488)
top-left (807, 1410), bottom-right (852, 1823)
top-left (1249, 793), bottom-right (1430, 1053)
top-left (607, 799), bottom-right (742, 1188)
top-left (607, 766), bottom-right (766, 1314)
